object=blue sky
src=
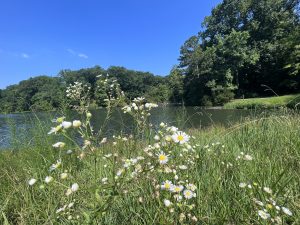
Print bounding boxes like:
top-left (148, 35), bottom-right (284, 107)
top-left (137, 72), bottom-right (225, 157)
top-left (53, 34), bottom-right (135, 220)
top-left (0, 0), bottom-right (221, 89)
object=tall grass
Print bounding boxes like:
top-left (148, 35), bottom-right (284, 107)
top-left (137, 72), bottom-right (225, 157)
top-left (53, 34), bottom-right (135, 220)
top-left (0, 111), bottom-right (299, 224)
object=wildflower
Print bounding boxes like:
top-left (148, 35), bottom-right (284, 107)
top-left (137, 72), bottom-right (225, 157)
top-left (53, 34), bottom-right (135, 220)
top-left (28, 178), bottom-right (37, 186)
top-left (258, 210), bottom-right (270, 220)
top-left (239, 183), bottom-right (247, 188)
top-left (66, 188), bottom-right (72, 196)
top-left (72, 120), bottom-right (82, 128)
top-left (87, 112), bottom-right (92, 118)
top-left (178, 165), bottom-right (188, 170)
top-left (244, 154), bottom-right (253, 161)
top-left (60, 173), bottom-right (68, 179)
top-left (161, 180), bottom-right (172, 190)
top-left (116, 169), bottom-right (124, 176)
top-left (56, 206), bottom-right (66, 213)
top-left (138, 197), bottom-right (143, 203)
top-left (62, 121), bottom-right (72, 129)
top-left (52, 142), bottom-right (65, 148)
top-left (253, 198), bottom-right (264, 206)
top-left (45, 176), bottom-right (54, 183)
top-left (101, 177), bottom-right (108, 184)
top-left (83, 140), bottom-right (91, 149)
top-left (281, 207), bottom-right (292, 216)
top-left (172, 131), bottom-right (189, 144)
top-left (263, 187), bottom-right (272, 194)
top-left (174, 194), bottom-right (183, 201)
top-left (48, 125), bottom-right (62, 134)
top-left (71, 183), bottom-right (79, 192)
top-left (101, 138), bottom-right (107, 144)
top-left (49, 159), bottom-right (61, 172)
top-left (164, 199), bottom-right (172, 207)
top-left (158, 152), bottom-right (169, 164)
top-left (191, 216), bottom-right (198, 222)
top-left (186, 183), bottom-right (197, 191)
top-left (170, 185), bottom-right (184, 193)
top-left (65, 150), bottom-right (73, 155)
top-left (183, 189), bottom-right (196, 199)
top-left (154, 135), bottom-right (160, 141)
top-left (160, 122), bottom-right (165, 127)
top-left (179, 213), bottom-right (186, 222)
top-left (52, 117), bottom-right (65, 123)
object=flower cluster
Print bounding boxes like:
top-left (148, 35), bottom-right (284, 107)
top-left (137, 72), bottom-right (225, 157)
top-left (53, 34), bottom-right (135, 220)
top-left (122, 97), bottom-right (158, 132)
top-left (239, 182), bottom-right (293, 223)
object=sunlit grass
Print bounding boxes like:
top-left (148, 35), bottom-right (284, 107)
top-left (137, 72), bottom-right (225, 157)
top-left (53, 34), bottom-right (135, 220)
top-left (224, 94), bottom-right (300, 109)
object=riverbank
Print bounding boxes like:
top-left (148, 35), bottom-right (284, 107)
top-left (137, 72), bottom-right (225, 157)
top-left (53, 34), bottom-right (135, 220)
top-left (224, 94), bottom-right (300, 109)
top-left (0, 113), bottom-right (299, 224)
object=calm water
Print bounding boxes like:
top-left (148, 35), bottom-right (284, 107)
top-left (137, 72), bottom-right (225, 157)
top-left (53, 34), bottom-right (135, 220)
top-left (0, 107), bottom-right (259, 149)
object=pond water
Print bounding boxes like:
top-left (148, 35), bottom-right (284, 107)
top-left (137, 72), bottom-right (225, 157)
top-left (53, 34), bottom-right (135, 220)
top-left (0, 106), bottom-right (262, 149)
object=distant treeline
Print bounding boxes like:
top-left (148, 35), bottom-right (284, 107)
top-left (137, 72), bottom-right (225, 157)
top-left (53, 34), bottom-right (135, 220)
top-left (1, 0), bottom-right (300, 112)
top-left (0, 66), bottom-right (177, 113)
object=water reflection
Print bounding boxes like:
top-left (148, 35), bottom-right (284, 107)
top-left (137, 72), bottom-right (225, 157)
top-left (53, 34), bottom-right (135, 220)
top-left (0, 107), bottom-right (258, 149)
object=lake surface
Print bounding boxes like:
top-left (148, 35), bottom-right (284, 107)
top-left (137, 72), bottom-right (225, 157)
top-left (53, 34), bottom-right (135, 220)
top-left (0, 107), bottom-right (263, 149)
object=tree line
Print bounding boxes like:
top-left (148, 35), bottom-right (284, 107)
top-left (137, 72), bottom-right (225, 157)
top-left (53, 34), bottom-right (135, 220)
top-left (0, 66), bottom-right (174, 113)
top-left (179, 0), bottom-right (300, 106)
top-left (0, 0), bottom-right (299, 112)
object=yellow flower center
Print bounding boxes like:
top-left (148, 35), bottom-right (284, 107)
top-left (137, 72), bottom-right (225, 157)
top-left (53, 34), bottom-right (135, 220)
top-left (165, 183), bottom-right (171, 189)
top-left (174, 186), bottom-right (181, 192)
top-left (177, 135), bottom-right (184, 141)
top-left (185, 191), bottom-right (191, 197)
top-left (159, 155), bottom-right (167, 161)
top-left (266, 204), bottom-right (273, 209)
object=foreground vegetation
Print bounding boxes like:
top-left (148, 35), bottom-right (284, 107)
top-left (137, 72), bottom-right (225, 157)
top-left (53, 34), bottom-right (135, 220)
top-left (224, 94), bottom-right (300, 109)
top-left (1, 111), bottom-right (300, 224)
top-left (0, 77), bottom-right (299, 224)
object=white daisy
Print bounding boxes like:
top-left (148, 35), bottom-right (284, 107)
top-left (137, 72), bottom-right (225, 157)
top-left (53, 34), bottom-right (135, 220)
top-left (281, 207), bottom-right (292, 216)
top-left (263, 187), bottom-right (272, 194)
top-left (161, 180), bottom-right (172, 190)
top-left (49, 159), bottom-right (61, 172)
top-left (258, 210), bottom-right (270, 220)
top-left (183, 189), bottom-right (196, 199)
top-left (52, 142), bottom-right (65, 148)
top-left (45, 176), bottom-right (53, 183)
top-left (71, 183), bottom-right (79, 192)
top-left (72, 120), bottom-right (82, 128)
top-left (163, 199), bottom-right (172, 207)
top-left (60, 173), bottom-right (68, 179)
top-left (158, 152), bottom-right (169, 164)
top-left (28, 178), bottom-right (37, 186)
top-left (62, 121), bottom-right (72, 129)
top-left (48, 125), bottom-right (62, 135)
top-left (170, 185), bottom-right (184, 193)
top-left (239, 182), bottom-right (247, 188)
top-left (172, 131), bottom-right (189, 144)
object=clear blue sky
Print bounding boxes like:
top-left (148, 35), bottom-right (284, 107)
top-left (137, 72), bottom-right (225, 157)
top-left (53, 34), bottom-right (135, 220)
top-left (0, 0), bottom-right (221, 89)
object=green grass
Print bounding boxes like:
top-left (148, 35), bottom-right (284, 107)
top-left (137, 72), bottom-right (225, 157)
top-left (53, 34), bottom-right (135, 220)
top-left (224, 94), bottom-right (300, 109)
top-left (0, 113), bottom-right (300, 224)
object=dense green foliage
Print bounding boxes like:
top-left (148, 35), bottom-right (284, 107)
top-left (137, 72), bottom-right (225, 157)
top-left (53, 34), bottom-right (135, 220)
top-left (0, 66), bottom-right (169, 113)
top-left (179, 0), bottom-right (300, 105)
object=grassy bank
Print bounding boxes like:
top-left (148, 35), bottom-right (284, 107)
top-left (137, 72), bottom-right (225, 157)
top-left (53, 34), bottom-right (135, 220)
top-left (0, 112), bottom-right (300, 224)
top-left (224, 94), bottom-right (300, 109)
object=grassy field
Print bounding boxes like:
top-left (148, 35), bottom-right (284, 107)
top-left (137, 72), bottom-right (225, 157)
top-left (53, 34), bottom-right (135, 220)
top-left (224, 94), bottom-right (300, 109)
top-left (0, 109), bottom-right (300, 224)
